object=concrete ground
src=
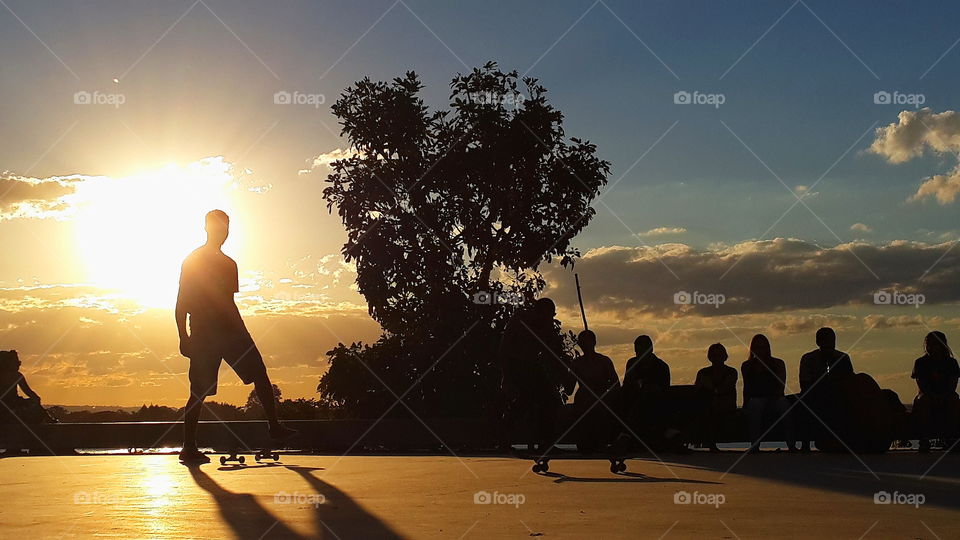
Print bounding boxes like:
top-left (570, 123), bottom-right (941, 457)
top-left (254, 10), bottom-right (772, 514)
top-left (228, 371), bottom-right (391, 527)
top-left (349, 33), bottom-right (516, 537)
top-left (1, 450), bottom-right (958, 539)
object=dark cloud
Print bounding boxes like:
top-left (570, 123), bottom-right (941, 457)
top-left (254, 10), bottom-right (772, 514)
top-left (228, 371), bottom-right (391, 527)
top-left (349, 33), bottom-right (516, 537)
top-left (0, 174), bottom-right (81, 219)
top-left (542, 238), bottom-right (960, 316)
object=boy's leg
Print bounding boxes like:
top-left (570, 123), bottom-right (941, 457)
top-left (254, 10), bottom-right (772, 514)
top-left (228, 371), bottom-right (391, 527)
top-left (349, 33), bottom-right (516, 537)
top-left (253, 373), bottom-right (280, 429)
top-left (183, 394), bottom-right (204, 449)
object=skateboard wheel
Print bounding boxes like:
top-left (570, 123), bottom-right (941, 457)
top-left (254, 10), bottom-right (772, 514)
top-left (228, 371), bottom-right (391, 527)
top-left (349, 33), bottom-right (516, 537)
top-left (610, 463), bottom-right (618, 473)
top-left (618, 462), bottom-right (627, 472)
top-left (532, 464), bottom-right (541, 473)
top-left (540, 461), bottom-right (549, 473)
top-left (238, 456), bottom-right (245, 464)
top-left (220, 456), bottom-right (227, 465)
top-left (273, 453), bottom-right (279, 460)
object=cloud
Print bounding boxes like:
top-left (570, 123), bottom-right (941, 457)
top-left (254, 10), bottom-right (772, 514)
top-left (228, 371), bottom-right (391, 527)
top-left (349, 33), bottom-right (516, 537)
top-left (541, 238), bottom-right (960, 316)
top-left (870, 108), bottom-right (960, 204)
top-left (908, 168), bottom-right (960, 205)
top-left (870, 108), bottom-right (960, 164)
top-left (638, 226), bottom-right (687, 237)
top-left (850, 222), bottom-right (873, 234)
top-left (299, 148), bottom-right (363, 175)
top-left (0, 173), bottom-right (87, 220)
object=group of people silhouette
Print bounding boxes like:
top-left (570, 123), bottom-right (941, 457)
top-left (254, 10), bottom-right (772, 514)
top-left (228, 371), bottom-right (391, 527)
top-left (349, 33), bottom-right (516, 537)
top-left (2, 210), bottom-right (957, 460)
top-left (499, 298), bottom-right (960, 454)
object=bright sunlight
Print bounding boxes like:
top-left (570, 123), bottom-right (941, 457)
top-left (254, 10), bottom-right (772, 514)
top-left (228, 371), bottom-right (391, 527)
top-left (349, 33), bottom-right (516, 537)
top-left (72, 157), bottom-right (245, 308)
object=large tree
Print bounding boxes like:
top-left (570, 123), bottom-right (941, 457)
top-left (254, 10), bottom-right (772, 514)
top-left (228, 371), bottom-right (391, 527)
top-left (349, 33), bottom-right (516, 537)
top-left (319, 62), bottom-right (609, 417)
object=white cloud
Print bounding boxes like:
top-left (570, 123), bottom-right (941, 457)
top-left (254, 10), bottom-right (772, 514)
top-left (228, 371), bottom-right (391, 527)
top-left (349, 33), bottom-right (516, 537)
top-left (298, 147), bottom-right (363, 175)
top-left (638, 226), bottom-right (687, 237)
top-left (870, 108), bottom-right (960, 204)
top-left (850, 222), bottom-right (873, 234)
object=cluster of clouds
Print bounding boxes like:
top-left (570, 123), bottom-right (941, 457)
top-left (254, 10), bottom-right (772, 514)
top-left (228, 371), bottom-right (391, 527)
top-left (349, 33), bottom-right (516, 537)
top-left (870, 108), bottom-right (960, 205)
top-left (542, 237), bottom-right (959, 317)
top-left (0, 173), bottom-right (87, 221)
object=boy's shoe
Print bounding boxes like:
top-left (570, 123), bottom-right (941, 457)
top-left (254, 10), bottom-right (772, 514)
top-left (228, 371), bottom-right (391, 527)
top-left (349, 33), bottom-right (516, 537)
top-left (269, 424), bottom-right (297, 441)
top-left (178, 447), bottom-right (211, 464)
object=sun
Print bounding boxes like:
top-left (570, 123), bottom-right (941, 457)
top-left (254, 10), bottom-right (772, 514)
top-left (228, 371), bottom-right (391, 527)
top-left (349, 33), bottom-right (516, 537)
top-left (72, 158), bottom-right (246, 308)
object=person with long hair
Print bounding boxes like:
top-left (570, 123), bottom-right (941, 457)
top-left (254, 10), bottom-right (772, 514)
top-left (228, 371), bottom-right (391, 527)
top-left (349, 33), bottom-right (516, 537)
top-left (911, 331), bottom-right (960, 451)
top-left (741, 334), bottom-right (796, 452)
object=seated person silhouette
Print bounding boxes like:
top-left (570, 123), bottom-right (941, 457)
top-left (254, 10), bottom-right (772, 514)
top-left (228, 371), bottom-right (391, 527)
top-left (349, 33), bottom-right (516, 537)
top-left (0, 350), bottom-right (54, 423)
top-left (911, 331), bottom-right (960, 451)
top-left (568, 330), bottom-right (620, 453)
top-left (797, 327), bottom-right (854, 451)
top-left (694, 343), bottom-right (738, 451)
top-left (499, 297), bottom-right (574, 453)
top-left (622, 335), bottom-right (689, 449)
top-left (741, 334), bottom-right (795, 452)
top-left (176, 210), bottom-right (294, 463)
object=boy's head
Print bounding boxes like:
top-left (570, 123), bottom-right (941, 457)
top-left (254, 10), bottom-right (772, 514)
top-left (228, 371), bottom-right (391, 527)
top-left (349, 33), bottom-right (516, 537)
top-left (205, 209), bottom-right (230, 246)
top-left (707, 343), bottom-right (728, 365)
top-left (815, 327), bottom-right (836, 350)
top-left (634, 335), bottom-right (653, 356)
top-left (577, 330), bottom-right (597, 352)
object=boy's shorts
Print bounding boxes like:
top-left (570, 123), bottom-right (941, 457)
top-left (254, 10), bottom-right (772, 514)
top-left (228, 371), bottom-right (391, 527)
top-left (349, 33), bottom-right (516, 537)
top-left (188, 332), bottom-right (267, 398)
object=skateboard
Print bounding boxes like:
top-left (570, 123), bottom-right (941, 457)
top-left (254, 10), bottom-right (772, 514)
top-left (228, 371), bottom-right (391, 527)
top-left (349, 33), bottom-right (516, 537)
top-left (514, 449), bottom-right (631, 474)
top-left (219, 449), bottom-right (281, 465)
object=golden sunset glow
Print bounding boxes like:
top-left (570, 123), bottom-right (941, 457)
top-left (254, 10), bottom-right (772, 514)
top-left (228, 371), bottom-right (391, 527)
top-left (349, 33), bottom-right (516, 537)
top-left (72, 158), bottom-right (245, 308)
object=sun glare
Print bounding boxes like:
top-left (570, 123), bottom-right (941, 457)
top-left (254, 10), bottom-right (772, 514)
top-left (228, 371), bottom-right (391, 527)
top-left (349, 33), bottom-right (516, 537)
top-left (72, 158), bottom-right (245, 309)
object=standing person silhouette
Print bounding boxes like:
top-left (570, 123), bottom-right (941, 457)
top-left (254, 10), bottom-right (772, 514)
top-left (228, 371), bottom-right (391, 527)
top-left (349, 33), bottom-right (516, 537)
top-left (176, 210), bottom-right (294, 463)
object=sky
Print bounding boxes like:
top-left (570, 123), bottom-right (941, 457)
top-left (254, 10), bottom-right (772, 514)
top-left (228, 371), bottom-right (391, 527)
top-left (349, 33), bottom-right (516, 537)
top-left (2, 0), bottom-right (960, 407)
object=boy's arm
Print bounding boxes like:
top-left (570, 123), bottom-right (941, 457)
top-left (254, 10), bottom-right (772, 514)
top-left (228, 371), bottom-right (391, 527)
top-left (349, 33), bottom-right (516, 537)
top-left (175, 265), bottom-right (191, 356)
top-left (18, 375), bottom-right (40, 401)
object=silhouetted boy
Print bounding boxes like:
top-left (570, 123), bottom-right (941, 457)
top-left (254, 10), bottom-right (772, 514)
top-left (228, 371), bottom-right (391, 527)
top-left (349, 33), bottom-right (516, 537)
top-left (695, 343), bottom-right (738, 451)
top-left (569, 330), bottom-right (620, 453)
top-left (798, 327), bottom-right (854, 451)
top-left (622, 335), bottom-right (679, 447)
top-left (911, 331), bottom-right (960, 451)
top-left (176, 210), bottom-right (294, 463)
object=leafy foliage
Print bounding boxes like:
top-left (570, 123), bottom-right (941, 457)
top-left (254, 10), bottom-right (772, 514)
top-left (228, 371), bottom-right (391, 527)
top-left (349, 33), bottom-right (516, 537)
top-left (319, 62), bottom-right (609, 417)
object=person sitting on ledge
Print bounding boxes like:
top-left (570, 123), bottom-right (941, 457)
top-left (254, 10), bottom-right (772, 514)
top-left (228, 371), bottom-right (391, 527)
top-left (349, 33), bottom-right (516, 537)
top-left (695, 343), bottom-right (738, 452)
top-left (742, 334), bottom-right (796, 453)
top-left (0, 350), bottom-right (55, 424)
top-left (798, 327), bottom-right (855, 451)
top-left (911, 331), bottom-right (960, 452)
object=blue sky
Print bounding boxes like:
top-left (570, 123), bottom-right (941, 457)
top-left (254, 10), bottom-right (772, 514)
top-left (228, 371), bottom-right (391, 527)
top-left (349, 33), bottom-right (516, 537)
top-left (2, 0), bottom-right (959, 405)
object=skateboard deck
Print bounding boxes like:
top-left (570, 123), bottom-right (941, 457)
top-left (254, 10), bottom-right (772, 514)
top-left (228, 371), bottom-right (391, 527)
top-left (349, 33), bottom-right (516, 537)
top-left (513, 449), bottom-right (635, 474)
